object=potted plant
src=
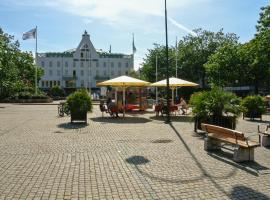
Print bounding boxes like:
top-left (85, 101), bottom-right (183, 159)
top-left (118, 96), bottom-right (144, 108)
top-left (189, 87), bottom-right (242, 132)
top-left (241, 95), bottom-right (266, 120)
top-left (66, 89), bottom-right (92, 124)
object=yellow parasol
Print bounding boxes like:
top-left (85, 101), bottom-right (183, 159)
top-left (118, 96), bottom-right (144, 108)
top-left (97, 75), bottom-right (150, 117)
top-left (150, 77), bottom-right (198, 104)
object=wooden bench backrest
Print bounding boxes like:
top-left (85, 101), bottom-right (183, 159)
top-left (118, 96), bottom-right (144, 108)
top-left (201, 123), bottom-right (245, 141)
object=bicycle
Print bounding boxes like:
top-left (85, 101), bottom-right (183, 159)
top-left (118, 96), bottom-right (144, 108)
top-left (58, 102), bottom-right (70, 117)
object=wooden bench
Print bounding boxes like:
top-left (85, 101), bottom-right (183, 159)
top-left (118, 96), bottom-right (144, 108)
top-left (201, 123), bottom-right (260, 162)
top-left (258, 123), bottom-right (270, 147)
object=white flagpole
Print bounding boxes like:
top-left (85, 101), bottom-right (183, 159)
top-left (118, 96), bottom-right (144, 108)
top-left (175, 36), bottom-right (178, 99)
top-left (155, 54), bottom-right (158, 104)
top-left (35, 26), bottom-right (38, 95)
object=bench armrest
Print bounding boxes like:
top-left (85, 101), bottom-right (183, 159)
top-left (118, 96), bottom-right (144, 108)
top-left (245, 133), bottom-right (261, 146)
top-left (258, 123), bottom-right (270, 133)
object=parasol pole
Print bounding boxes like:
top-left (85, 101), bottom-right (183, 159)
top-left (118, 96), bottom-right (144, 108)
top-left (123, 86), bottom-right (126, 117)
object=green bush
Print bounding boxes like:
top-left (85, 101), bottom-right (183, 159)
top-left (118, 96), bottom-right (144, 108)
top-left (189, 87), bottom-right (242, 120)
top-left (51, 85), bottom-right (64, 97)
top-left (241, 95), bottom-right (266, 115)
top-left (66, 89), bottom-right (92, 113)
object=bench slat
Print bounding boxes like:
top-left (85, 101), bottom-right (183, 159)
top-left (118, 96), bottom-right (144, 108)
top-left (207, 133), bottom-right (260, 148)
top-left (202, 123), bottom-right (260, 148)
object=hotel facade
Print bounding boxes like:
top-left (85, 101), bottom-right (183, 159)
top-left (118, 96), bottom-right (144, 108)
top-left (37, 31), bottom-right (134, 92)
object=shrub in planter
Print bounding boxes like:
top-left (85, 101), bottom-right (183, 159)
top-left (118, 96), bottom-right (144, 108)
top-left (51, 85), bottom-right (65, 97)
top-left (189, 87), bottom-right (242, 132)
top-left (66, 89), bottom-right (92, 123)
top-left (241, 95), bottom-right (266, 120)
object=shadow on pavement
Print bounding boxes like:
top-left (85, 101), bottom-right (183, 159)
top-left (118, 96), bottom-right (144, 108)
top-left (207, 150), bottom-right (268, 176)
top-left (91, 117), bottom-right (152, 124)
top-left (126, 156), bottom-right (150, 165)
top-left (231, 186), bottom-right (269, 200)
top-left (149, 115), bottom-right (194, 122)
top-left (244, 119), bottom-right (269, 123)
top-left (58, 122), bottom-right (88, 129)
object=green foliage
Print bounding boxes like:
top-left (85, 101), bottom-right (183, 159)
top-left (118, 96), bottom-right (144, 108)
top-left (66, 89), bottom-right (92, 113)
top-left (51, 85), bottom-right (64, 97)
top-left (205, 42), bottom-right (242, 87)
top-left (141, 43), bottom-right (176, 83)
top-left (189, 88), bottom-right (242, 119)
top-left (141, 29), bottom-right (239, 87)
top-left (0, 27), bottom-right (44, 99)
top-left (256, 5), bottom-right (270, 33)
top-left (238, 30), bottom-right (270, 93)
top-left (241, 95), bottom-right (266, 115)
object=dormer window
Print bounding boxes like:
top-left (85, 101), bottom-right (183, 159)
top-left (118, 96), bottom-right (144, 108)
top-left (81, 52), bottom-right (84, 58)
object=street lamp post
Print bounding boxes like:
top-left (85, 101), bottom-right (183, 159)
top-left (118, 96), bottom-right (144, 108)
top-left (165, 0), bottom-right (170, 122)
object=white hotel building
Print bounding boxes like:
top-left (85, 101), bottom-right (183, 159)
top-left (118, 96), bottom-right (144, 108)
top-left (37, 31), bottom-right (133, 92)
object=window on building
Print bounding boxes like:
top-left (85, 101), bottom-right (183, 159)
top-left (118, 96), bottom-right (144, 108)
top-left (81, 70), bottom-right (84, 76)
top-left (41, 61), bottom-right (45, 68)
top-left (45, 81), bottom-right (49, 87)
top-left (96, 70), bottom-right (99, 76)
top-left (126, 62), bottom-right (129, 68)
top-left (111, 62), bottom-right (114, 67)
top-left (65, 62), bottom-right (68, 67)
top-left (118, 70), bottom-right (121, 76)
top-left (58, 81), bottom-right (60, 86)
top-left (96, 62), bottom-right (99, 67)
top-left (125, 71), bottom-right (128, 75)
top-left (49, 81), bottom-right (53, 88)
top-left (73, 70), bottom-right (76, 76)
top-left (81, 62), bottom-right (84, 67)
top-left (57, 61), bottom-right (60, 67)
top-left (54, 81), bottom-right (57, 86)
top-left (49, 70), bottom-right (53, 76)
top-left (65, 70), bottom-right (68, 75)
top-left (81, 52), bottom-right (84, 58)
top-left (80, 80), bottom-right (84, 87)
top-left (103, 70), bottom-right (106, 76)
top-left (103, 62), bottom-right (106, 67)
top-left (111, 71), bottom-right (114, 76)
top-left (49, 61), bottom-right (52, 67)
top-left (118, 62), bottom-right (121, 68)
top-left (42, 81), bottom-right (45, 87)
top-left (57, 70), bottom-right (61, 76)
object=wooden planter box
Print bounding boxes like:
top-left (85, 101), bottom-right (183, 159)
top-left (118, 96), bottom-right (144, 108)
top-left (243, 111), bottom-right (262, 121)
top-left (71, 111), bottom-right (87, 124)
top-left (194, 115), bottom-right (236, 132)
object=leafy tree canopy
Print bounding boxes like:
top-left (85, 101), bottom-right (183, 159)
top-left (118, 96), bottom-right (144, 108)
top-left (0, 27), bottom-right (44, 98)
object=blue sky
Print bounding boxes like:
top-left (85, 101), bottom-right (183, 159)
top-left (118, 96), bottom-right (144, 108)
top-left (0, 0), bottom-right (269, 70)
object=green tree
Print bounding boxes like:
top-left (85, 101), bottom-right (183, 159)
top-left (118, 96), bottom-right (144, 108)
top-left (0, 27), bottom-right (43, 98)
top-left (177, 29), bottom-right (239, 88)
top-left (204, 42), bottom-right (242, 87)
top-left (256, 5), bottom-right (270, 33)
top-left (238, 30), bottom-right (270, 94)
top-left (141, 44), bottom-right (176, 83)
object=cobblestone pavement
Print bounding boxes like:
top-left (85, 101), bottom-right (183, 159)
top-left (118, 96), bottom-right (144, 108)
top-left (0, 104), bottom-right (270, 200)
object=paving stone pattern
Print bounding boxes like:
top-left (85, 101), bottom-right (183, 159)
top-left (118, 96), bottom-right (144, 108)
top-left (0, 104), bottom-right (270, 199)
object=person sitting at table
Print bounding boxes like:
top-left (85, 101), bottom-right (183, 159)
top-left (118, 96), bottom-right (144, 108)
top-left (107, 98), bottom-right (119, 117)
top-left (179, 97), bottom-right (188, 115)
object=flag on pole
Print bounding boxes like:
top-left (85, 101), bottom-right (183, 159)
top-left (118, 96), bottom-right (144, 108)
top-left (132, 33), bottom-right (137, 54)
top-left (22, 28), bottom-right (36, 40)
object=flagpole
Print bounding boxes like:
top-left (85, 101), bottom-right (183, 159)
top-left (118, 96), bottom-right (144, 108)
top-left (175, 36), bottom-right (178, 99)
top-left (155, 54), bottom-right (158, 104)
top-left (35, 26), bottom-right (38, 95)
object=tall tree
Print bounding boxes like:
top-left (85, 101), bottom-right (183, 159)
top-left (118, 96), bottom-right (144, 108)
top-left (256, 5), bottom-right (270, 33)
top-left (0, 28), bottom-right (43, 98)
top-left (141, 44), bottom-right (176, 83)
top-left (238, 30), bottom-right (270, 94)
top-left (204, 42), bottom-right (242, 87)
top-left (177, 29), bottom-right (239, 88)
